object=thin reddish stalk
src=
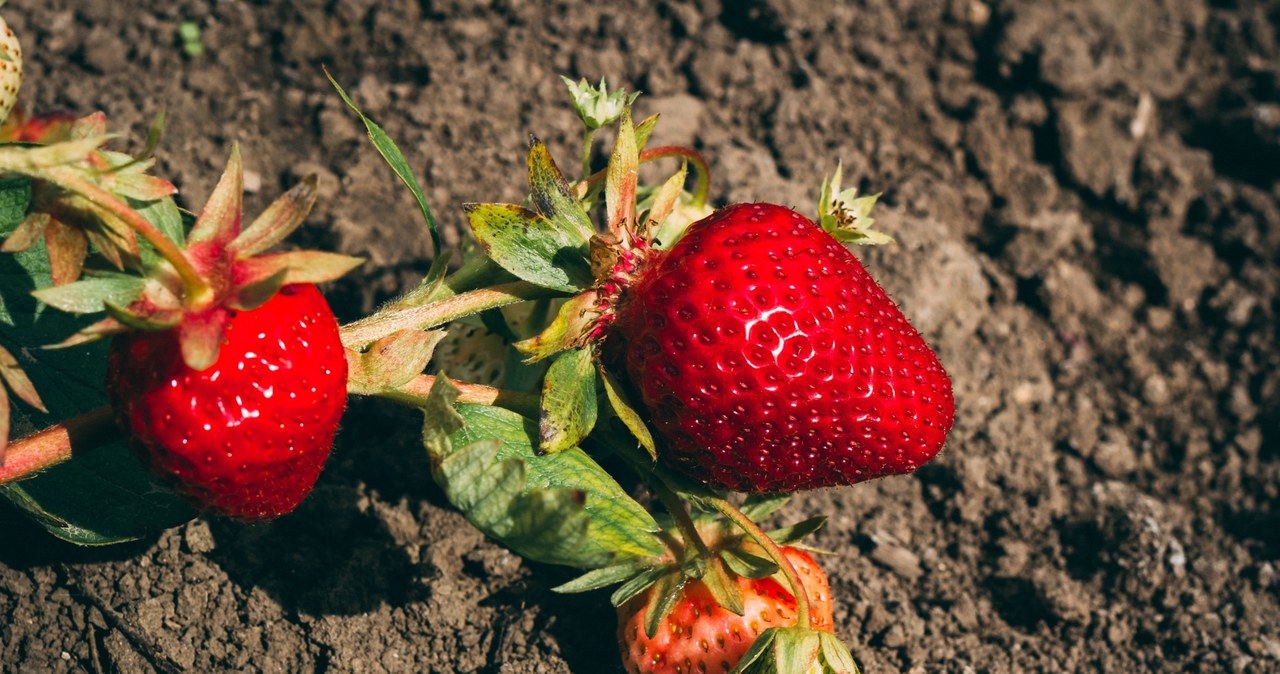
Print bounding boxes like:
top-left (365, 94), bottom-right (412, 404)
top-left (577, 145), bottom-right (712, 207)
top-left (339, 281), bottom-right (554, 349)
top-left (0, 407), bottom-right (118, 485)
top-left (709, 497), bottom-right (813, 629)
top-left (384, 374), bottom-right (539, 418)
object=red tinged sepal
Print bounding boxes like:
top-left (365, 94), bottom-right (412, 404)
top-left (45, 146), bottom-right (362, 370)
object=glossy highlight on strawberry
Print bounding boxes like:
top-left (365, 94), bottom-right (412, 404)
top-left (613, 203), bottom-right (954, 493)
top-left (107, 284), bottom-right (347, 520)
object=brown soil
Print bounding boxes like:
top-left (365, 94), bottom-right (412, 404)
top-left (3, 0), bottom-right (1279, 672)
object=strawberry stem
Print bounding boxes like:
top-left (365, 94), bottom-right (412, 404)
top-left (375, 373), bottom-right (539, 418)
top-left (339, 280), bottom-right (559, 349)
top-left (580, 127), bottom-right (597, 181)
top-left (42, 166), bottom-right (214, 308)
top-left (708, 496), bottom-right (813, 629)
top-left (651, 480), bottom-right (714, 562)
top-left (638, 146), bottom-right (710, 207)
top-left (0, 407), bottom-right (119, 485)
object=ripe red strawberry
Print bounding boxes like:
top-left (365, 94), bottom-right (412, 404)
top-left (612, 203), bottom-right (954, 493)
top-left (617, 547), bottom-right (834, 674)
top-left (107, 284), bottom-right (348, 520)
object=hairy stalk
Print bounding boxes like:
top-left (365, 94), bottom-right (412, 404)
top-left (376, 374), bottom-right (539, 418)
top-left (339, 280), bottom-right (557, 348)
top-left (708, 496), bottom-right (813, 629)
top-left (40, 166), bottom-right (214, 308)
top-left (637, 146), bottom-right (711, 207)
top-left (0, 407), bottom-right (119, 485)
top-left (651, 480), bottom-right (714, 562)
top-left (0, 372), bottom-right (533, 486)
top-left (580, 127), bottom-right (597, 181)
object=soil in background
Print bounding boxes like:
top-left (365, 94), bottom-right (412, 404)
top-left (2, 0), bottom-right (1278, 672)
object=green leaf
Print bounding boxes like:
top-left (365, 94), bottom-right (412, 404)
top-left (512, 290), bottom-right (600, 362)
top-left (634, 114), bottom-right (659, 152)
top-left (464, 203), bottom-right (593, 292)
top-left (538, 347), bottom-right (598, 455)
top-left (766, 516), bottom-right (827, 547)
top-left (740, 493), bottom-right (791, 522)
top-left (722, 547), bottom-right (779, 580)
top-left (644, 571), bottom-right (687, 638)
top-left (552, 558), bottom-right (657, 594)
top-left (732, 627), bottom-right (861, 674)
top-left (421, 373), bottom-right (465, 459)
top-left (641, 160), bottom-right (687, 240)
top-left (0, 178), bottom-right (31, 233)
top-left (451, 404), bottom-right (663, 567)
top-left (236, 250), bottom-right (365, 286)
top-left (230, 175), bottom-right (319, 257)
top-left (326, 69), bottom-right (440, 256)
top-left (817, 162), bottom-right (890, 247)
top-left (434, 438), bottom-right (593, 568)
top-left (30, 273), bottom-right (146, 315)
top-left (186, 146), bottom-right (243, 248)
top-left (701, 556), bottom-right (745, 616)
top-left (610, 565), bottom-right (671, 607)
top-left (131, 196), bottom-right (186, 269)
top-left (600, 367), bottom-right (655, 460)
top-left (527, 139), bottom-right (594, 242)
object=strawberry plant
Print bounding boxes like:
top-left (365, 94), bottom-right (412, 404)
top-left (0, 13), bottom-right (955, 673)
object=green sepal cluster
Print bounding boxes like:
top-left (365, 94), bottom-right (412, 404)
top-left (552, 475), bottom-right (829, 640)
top-left (34, 145), bottom-right (362, 370)
top-left (561, 77), bottom-right (640, 131)
top-left (817, 161), bottom-right (890, 247)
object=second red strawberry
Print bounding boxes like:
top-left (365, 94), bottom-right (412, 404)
top-left (611, 203), bottom-right (955, 493)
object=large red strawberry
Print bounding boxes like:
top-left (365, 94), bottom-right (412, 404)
top-left (612, 202), bottom-right (954, 493)
top-left (32, 146), bottom-right (361, 519)
top-left (107, 284), bottom-right (347, 520)
top-left (617, 547), bottom-right (834, 674)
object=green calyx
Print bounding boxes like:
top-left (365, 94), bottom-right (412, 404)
top-left (817, 161), bottom-right (890, 247)
top-left (732, 626), bottom-right (861, 674)
top-left (562, 76), bottom-right (640, 131)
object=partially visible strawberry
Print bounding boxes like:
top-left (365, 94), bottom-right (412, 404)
top-left (611, 202), bottom-right (954, 493)
top-left (107, 284), bottom-right (347, 520)
top-left (0, 11), bottom-right (22, 126)
top-left (617, 547), bottom-right (834, 674)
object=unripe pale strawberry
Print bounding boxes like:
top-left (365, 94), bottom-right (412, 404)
top-left (0, 11), bottom-right (23, 125)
